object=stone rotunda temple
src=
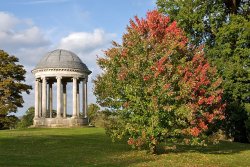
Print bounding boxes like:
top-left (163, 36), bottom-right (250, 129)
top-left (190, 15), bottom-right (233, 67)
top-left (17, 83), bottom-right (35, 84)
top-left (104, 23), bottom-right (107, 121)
top-left (32, 49), bottom-right (91, 127)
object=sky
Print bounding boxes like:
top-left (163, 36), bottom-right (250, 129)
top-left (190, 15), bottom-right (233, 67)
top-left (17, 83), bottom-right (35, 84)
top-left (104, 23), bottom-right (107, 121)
top-left (0, 0), bottom-right (156, 116)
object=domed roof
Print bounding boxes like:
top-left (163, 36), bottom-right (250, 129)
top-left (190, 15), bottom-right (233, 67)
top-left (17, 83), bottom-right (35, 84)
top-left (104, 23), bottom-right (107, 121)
top-left (34, 49), bottom-right (91, 74)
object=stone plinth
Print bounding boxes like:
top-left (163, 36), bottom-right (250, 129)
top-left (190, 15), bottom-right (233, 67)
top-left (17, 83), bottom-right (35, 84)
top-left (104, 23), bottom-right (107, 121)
top-left (33, 117), bottom-right (88, 127)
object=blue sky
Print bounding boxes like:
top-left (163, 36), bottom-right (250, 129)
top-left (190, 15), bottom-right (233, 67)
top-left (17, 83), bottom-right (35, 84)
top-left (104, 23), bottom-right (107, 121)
top-left (0, 0), bottom-right (156, 116)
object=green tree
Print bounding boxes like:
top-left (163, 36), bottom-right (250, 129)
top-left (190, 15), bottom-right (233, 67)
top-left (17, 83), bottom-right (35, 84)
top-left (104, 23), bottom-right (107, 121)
top-left (87, 103), bottom-right (100, 126)
top-left (17, 107), bottom-right (34, 128)
top-left (0, 50), bottom-right (32, 129)
top-left (94, 10), bottom-right (225, 153)
top-left (157, 0), bottom-right (249, 46)
top-left (157, 0), bottom-right (250, 142)
top-left (208, 15), bottom-right (250, 142)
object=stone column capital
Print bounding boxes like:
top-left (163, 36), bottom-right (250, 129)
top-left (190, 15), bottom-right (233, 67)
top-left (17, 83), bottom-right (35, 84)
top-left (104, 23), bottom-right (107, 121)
top-left (72, 77), bottom-right (79, 80)
top-left (56, 76), bottom-right (62, 80)
top-left (83, 77), bottom-right (88, 83)
top-left (48, 81), bottom-right (54, 85)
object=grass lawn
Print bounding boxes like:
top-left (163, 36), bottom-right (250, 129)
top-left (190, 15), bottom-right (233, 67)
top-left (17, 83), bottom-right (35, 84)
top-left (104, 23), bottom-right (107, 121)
top-left (0, 128), bottom-right (249, 167)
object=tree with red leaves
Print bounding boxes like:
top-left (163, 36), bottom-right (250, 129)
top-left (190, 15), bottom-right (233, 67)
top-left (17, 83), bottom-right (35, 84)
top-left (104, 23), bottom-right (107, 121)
top-left (94, 10), bottom-right (225, 153)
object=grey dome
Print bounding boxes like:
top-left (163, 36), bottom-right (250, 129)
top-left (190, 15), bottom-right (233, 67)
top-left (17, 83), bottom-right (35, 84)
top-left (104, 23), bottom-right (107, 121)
top-left (34, 49), bottom-right (91, 74)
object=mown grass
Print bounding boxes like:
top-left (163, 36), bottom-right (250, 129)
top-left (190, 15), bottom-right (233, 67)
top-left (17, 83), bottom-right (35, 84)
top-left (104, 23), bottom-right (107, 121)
top-left (0, 128), bottom-right (249, 167)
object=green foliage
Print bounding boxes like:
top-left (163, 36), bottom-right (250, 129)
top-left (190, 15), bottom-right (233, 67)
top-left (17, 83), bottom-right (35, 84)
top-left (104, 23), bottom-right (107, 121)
top-left (94, 10), bottom-right (225, 153)
top-left (0, 115), bottom-right (19, 129)
top-left (17, 107), bottom-right (34, 128)
top-left (156, 0), bottom-right (250, 142)
top-left (245, 104), bottom-right (250, 142)
top-left (87, 103), bottom-right (100, 126)
top-left (0, 50), bottom-right (32, 129)
top-left (157, 0), bottom-right (249, 46)
top-left (208, 15), bottom-right (250, 102)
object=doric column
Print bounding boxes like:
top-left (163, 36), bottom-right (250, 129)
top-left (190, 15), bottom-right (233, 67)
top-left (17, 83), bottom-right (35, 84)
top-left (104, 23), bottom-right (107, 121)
top-left (34, 78), bottom-right (39, 118)
top-left (48, 82), bottom-right (53, 118)
top-left (38, 80), bottom-right (42, 117)
top-left (82, 78), bottom-right (88, 118)
top-left (77, 82), bottom-right (80, 117)
top-left (56, 76), bottom-right (62, 118)
top-left (72, 77), bottom-right (77, 118)
top-left (42, 77), bottom-right (47, 118)
top-left (63, 82), bottom-right (67, 118)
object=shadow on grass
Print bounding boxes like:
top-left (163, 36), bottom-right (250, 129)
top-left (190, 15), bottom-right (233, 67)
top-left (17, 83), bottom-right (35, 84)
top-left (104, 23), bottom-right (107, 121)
top-left (0, 128), bottom-right (154, 167)
top-left (157, 140), bottom-right (250, 155)
top-left (1, 128), bottom-right (250, 166)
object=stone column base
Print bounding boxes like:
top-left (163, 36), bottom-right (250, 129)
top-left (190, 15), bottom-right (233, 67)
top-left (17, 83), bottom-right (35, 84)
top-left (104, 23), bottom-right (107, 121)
top-left (33, 117), bottom-right (88, 128)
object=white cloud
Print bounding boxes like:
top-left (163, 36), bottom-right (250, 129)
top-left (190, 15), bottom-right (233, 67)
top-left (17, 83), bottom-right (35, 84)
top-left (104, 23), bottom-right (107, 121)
top-left (13, 27), bottom-right (47, 45)
top-left (58, 29), bottom-right (115, 53)
top-left (0, 12), bottom-right (19, 31)
top-left (0, 12), bottom-right (50, 51)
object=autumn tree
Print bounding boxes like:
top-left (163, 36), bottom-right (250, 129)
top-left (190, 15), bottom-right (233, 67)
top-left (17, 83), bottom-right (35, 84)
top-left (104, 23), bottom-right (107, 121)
top-left (157, 0), bottom-right (250, 142)
top-left (0, 50), bottom-right (32, 129)
top-left (94, 10), bottom-right (225, 153)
